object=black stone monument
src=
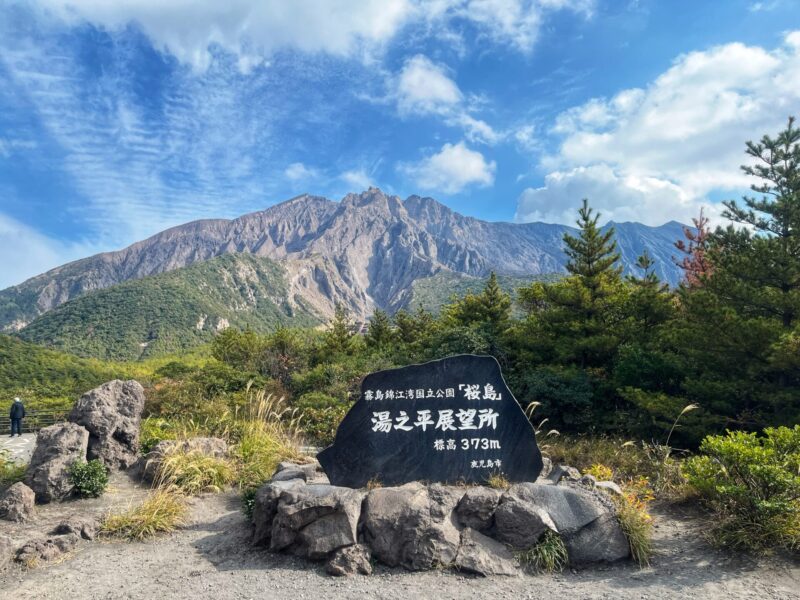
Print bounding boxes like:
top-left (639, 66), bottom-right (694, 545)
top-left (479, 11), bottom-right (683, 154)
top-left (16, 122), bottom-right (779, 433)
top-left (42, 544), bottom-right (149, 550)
top-left (317, 354), bottom-right (543, 488)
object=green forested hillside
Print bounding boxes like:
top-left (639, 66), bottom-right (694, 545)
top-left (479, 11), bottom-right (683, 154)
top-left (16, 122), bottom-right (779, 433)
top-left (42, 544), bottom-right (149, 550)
top-left (407, 271), bottom-right (559, 315)
top-left (18, 253), bottom-right (321, 361)
top-left (0, 334), bottom-right (123, 409)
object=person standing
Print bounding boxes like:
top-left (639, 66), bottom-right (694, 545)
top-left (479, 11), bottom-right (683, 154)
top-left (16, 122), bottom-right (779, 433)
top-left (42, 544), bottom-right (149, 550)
top-left (9, 396), bottom-right (25, 437)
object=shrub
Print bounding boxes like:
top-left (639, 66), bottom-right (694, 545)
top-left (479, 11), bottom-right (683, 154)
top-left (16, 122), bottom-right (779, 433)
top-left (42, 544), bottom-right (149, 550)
top-left (547, 436), bottom-right (689, 501)
top-left (517, 530), bottom-right (568, 572)
top-left (299, 406), bottom-right (347, 446)
top-left (154, 449), bottom-right (233, 495)
top-left (139, 417), bottom-right (180, 453)
top-left (69, 459), bottom-right (109, 498)
top-left (101, 489), bottom-right (188, 540)
top-left (241, 486), bottom-right (258, 520)
top-left (615, 478), bottom-right (655, 567)
top-left (486, 472), bottom-right (510, 490)
top-left (683, 426), bottom-right (800, 553)
top-left (0, 449), bottom-right (26, 490)
top-left (583, 463), bottom-right (613, 482)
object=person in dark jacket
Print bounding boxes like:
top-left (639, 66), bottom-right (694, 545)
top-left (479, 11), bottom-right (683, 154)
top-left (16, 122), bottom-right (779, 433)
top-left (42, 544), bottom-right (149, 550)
top-left (9, 397), bottom-right (25, 437)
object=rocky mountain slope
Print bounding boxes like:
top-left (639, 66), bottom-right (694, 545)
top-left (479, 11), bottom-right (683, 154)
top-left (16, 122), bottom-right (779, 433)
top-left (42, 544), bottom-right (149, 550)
top-left (16, 254), bottom-right (320, 360)
top-left (0, 188), bottom-right (687, 331)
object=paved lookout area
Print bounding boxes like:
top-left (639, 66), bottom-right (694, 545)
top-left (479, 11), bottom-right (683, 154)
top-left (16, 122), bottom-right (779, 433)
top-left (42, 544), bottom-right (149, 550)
top-left (0, 433), bottom-right (36, 463)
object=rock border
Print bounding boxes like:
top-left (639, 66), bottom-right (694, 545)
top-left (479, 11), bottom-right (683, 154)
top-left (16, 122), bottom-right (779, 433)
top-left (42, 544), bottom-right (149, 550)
top-left (252, 461), bottom-right (631, 576)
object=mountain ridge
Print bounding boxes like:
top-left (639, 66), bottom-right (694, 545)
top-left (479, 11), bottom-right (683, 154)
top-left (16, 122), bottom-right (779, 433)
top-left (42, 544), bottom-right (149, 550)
top-left (0, 188), bottom-right (688, 331)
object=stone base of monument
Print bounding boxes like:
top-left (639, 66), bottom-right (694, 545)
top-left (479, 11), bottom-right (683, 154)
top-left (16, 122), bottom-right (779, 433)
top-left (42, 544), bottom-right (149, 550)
top-left (251, 461), bottom-right (631, 576)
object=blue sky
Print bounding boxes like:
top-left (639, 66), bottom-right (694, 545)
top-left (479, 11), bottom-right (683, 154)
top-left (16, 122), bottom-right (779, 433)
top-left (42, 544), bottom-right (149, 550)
top-left (1, 0), bottom-right (799, 288)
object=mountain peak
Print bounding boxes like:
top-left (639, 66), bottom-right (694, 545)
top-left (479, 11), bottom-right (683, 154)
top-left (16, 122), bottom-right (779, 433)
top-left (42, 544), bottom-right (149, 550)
top-left (0, 189), bottom-right (688, 332)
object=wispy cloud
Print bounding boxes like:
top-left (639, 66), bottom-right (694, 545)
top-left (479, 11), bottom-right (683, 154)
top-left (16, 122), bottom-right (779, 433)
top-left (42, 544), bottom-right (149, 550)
top-left (393, 54), bottom-right (501, 144)
top-left (0, 211), bottom-right (103, 288)
top-left (31, 0), bottom-right (596, 72)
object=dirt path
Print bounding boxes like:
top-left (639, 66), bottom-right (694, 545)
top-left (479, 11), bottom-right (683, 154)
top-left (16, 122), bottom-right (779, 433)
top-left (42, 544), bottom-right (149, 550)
top-left (2, 488), bottom-right (799, 600)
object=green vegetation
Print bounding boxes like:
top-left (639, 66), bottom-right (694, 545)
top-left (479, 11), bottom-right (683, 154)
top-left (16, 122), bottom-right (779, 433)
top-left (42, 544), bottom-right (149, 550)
top-left (0, 333), bottom-right (211, 412)
top-left (684, 426), bottom-right (800, 553)
top-left (101, 489), bottom-right (188, 541)
top-left (517, 530), bottom-right (568, 573)
top-left (486, 472), bottom-right (511, 490)
top-left (616, 490), bottom-right (653, 567)
top-left (0, 449), bottom-right (26, 490)
top-left (0, 334), bottom-right (122, 411)
top-left (68, 459), bottom-right (109, 498)
top-left (18, 253), bottom-right (320, 361)
top-left (153, 449), bottom-right (234, 495)
top-left (2, 121), bottom-right (799, 559)
top-left (408, 271), bottom-right (556, 316)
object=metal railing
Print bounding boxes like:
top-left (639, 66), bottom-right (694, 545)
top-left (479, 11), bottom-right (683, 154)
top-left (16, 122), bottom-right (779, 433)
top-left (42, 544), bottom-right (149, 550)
top-left (0, 411), bottom-right (68, 434)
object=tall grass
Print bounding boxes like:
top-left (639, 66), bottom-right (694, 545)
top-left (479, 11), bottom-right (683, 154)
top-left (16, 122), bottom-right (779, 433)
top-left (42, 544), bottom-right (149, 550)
top-left (153, 449), bottom-right (234, 495)
top-left (517, 530), bottom-right (569, 573)
top-left (547, 436), bottom-right (690, 501)
top-left (232, 389), bottom-right (306, 492)
top-left (101, 489), bottom-right (188, 541)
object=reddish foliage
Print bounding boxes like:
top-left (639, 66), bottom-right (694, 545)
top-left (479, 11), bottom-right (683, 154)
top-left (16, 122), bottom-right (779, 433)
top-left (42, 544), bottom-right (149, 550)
top-left (674, 209), bottom-right (713, 287)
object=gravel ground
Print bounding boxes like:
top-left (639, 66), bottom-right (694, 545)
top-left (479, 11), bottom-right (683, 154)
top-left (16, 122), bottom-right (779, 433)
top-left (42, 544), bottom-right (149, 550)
top-left (1, 484), bottom-right (799, 600)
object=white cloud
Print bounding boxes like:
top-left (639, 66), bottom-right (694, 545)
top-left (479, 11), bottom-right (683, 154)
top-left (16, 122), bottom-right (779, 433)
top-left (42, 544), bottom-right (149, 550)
top-left (440, 0), bottom-right (595, 53)
top-left (284, 162), bottom-right (319, 181)
top-left (33, 0), bottom-right (594, 71)
top-left (35, 0), bottom-right (416, 71)
top-left (515, 165), bottom-right (701, 226)
top-left (340, 169), bottom-right (374, 190)
top-left (520, 32), bottom-right (800, 225)
top-left (393, 54), bottom-right (500, 144)
top-left (0, 213), bottom-right (100, 289)
top-left (397, 55), bottom-right (462, 114)
top-left (400, 141), bottom-right (495, 194)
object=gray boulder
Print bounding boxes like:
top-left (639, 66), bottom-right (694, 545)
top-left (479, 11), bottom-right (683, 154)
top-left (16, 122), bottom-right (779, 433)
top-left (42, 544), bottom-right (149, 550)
top-left (252, 479), bottom-right (305, 546)
top-left (140, 437), bottom-right (228, 483)
top-left (509, 483), bottom-right (606, 534)
top-left (326, 544), bottom-right (372, 576)
top-left (15, 534), bottom-right (80, 566)
top-left (510, 482), bottom-right (629, 563)
top-left (494, 495), bottom-right (556, 549)
top-left (362, 483), bottom-right (462, 571)
top-left (271, 484), bottom-right (365, 559)
top-left (546, 465), bottom-right (581, 485)
top-left (25, 422), bottom-right (89, 503)
top-left (272, 461), bottom-right (321, 483)
top-left (454, 528), bottom-right (519, 576)
top-left (51, 517), bottom-right (99, 541)
top-left (455, 487), bottom-right (502, 531)
top-left (564, 513), bottom-right (629, 563)
top-left (0, 482), bottom-right (35, 522)
top-left (69, 380), bottom-right (146, 470)
top-left (595, 481), bottom-right (624, 497)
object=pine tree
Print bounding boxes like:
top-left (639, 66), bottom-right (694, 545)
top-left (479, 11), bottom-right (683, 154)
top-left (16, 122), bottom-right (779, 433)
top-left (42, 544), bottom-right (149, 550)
top-left (716, 116), bottom-right (800, 329)
top-left (563, 198), bottom-right (622, 301)
top-left (480, 272), bottom-right (512, 332)
top-left (625, 250), bottom-right (673, 333)
top-left (324, 304), bottom-right (353, 355)
top-left (365, 309), bottom-right (394, 350)
top-left (674, 208), bottom-right (713, 287)
top-left (670, 118), bottom-right (800, 434)
top-left (538, 199), bottom-right (624, 368)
